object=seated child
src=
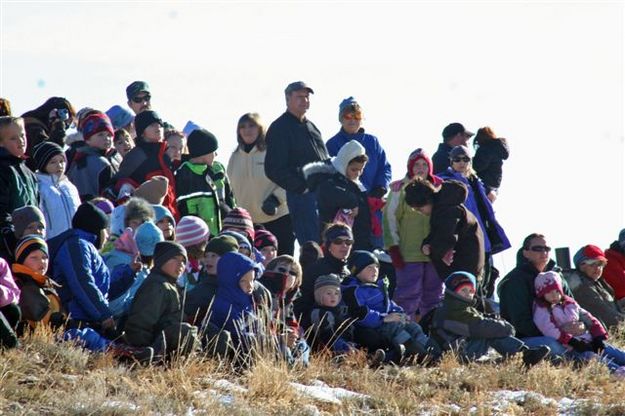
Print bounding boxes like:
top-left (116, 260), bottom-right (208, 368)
top-left (153, 204), bottom-right (176, 241)
top-left (175, 215), bottom-right (210, 292)
top-left (258, 255), bottom-right (310, 366)
top-left (11, 235), bottom-right (63, 328)
top-left (430, 271), bottom-right (550, 366)
top-left (534, 271), bottom-right (625, 375)
top-left (1, 205), bottom-right (47, 264)
top-left (254, 229), bottom-right (278, 267)
top-left (342, 250), bottom-right (429, 363)
top-left (124, 241), bottom-right (199, 359)
top-left (0, 257), bottom-right (20, 348)
top-left (108, 221), bottom-right (163, 319)
top-left (309, 274), bottom-right (356, 354)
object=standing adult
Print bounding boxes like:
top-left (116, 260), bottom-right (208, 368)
top-left (227, 113), bottom-right (295, 255)
top-left (265, 81), bottom-right (329, 245)
top-left (326, 97), bottom-right (391, 248)
top-left (497, 233), bottom-right (569, 356)
top-left (438, 145), bottom-right (510, 298)
top-left (432, 122), bottom-right (473, 175)
top-left (21, 97), bottom-right (76, 171)
top-left (126, 81), bottom-right (152, 115)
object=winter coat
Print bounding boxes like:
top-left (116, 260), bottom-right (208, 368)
top-left (498, 249), bottom-right (572, 338)
top-left (473, 138), bottom-right (509, 192)
top-left (37, 173), bottom-right (81, 239)
top-left (209, 252), bottom-right (260, 341)
top-left (309, 303), bottom-right (354, 352)
top-left (108, 266), bottom-right (149, 319)
top-left (11, 263), bottom-right (63, 325)
top-left (47, 229), bottom-right (112, 322)
top-left (424, 180), bottom-right (485, 279)
top-left (175, 160), bottom-right (235, 236)
top-left (341, 275), bottom-right (403, 329)
top-left (258, 270), bottom-right (300, 330)
top-left (22, 116), bottom-right (66, 171)
top-left (0, 147), bottom-right (39, 228)
top-left (265, 111), bottom-right (329, 194)
top-left (432, 142), bottom-right (453, 175)
top-left (294, 255), bottom-right (351, 329)
top-left (124, 268), bottom-right (183, 347)
top-left (227, 146), bottom-right (289, 224)
top-left (303, 161), bottom-right (371, 251)
top-left (564, 270), bottom-right (625, 330)
top-left (603, 242), bottom-right (625, 301)
top-left (533, 296), bottom-right (607, 346)
top-left (430, 289), bottom-right (515, 351)
top-left (383, 176), bottom-right (431, 262)
top-left (114, 141), bottom-right (178, 220)
top-left (438, 168), bottom-right (510, 255)
top-left (67, 145), bottom-right (116, 201)
top-left (184, 274), bottom-right (218, 324)
top-left (326, 128), bottom-right (391, 193)
top-left (0, 258), bottom-right (20, 307)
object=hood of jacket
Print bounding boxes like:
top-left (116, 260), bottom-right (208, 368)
top-left (435, 180), bottom-right (468, 207)
top-left (302, 160), bottom-right (337, 190)
top-left (216, 251), bottom-right (261, 307)
top-left (331, 140), bottom-right (366, 176)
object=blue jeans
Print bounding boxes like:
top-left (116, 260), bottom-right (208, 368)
top-left (568, 343), bottom-right (625, 372)
top-left (286, 191), bottom-right (320, 245)
top-left (462, 336), bottom-right (524, 360)
top-left (521, 336), bottom-right (567, 357)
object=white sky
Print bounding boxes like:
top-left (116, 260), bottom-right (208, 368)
top-left (1, 1), bottom-right (624, 273)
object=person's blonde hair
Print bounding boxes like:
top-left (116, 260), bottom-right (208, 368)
top-left (0, 116), bottom-right (24, 142)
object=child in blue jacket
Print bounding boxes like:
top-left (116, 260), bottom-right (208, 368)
top-left (342, 250), bottom-right (429, 362)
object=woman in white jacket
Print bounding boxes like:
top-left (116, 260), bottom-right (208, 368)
top-left (227, 113), bottom-right (294, 255)
top-left (32, 142), bottom-right (81, 239)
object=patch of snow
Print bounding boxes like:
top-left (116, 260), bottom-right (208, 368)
top-left (212, 379), bottom-right (248, 394)
top-left (101, 400), bottom-right (139, 412)
top-left (290, 381), bottom-right (370, 405)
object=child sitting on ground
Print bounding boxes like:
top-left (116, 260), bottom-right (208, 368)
top-left (342, 250), bottom-right (429, 363)
top-left (430, 271), bottom-right (550, 367)
top-left (533, 271), bottom-right (625, 375)
top-left (309, 273), bottom-right (357, 355)
top-left (11, 235), bottom-right (64, 329)
top-left (175, 215), bottom-right (210, 292)
top-left (124, 241), bottom-right (199, 360)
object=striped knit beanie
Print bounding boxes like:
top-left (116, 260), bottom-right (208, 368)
top-left (14, 235), bottom-right (48, 265)
top-left (82, 113), bottom-right (114, 141)
top-left (32, 141), bottom-right (65, 173)
top-left (222, 207), bottom-right (255, 241)
top-left (175, 216), bottom-right (210, 248)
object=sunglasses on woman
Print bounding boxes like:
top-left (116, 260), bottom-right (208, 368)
top-left (342, 112), bottom-right (363, 121)
top-left (452, 156), bottom-right (471, 163)
top-left (528, 245), bottom-right (551, 253)
top-left (276, 266), bottom-right (298, 277)
top-left (332, 238), bottom-right (354, 246)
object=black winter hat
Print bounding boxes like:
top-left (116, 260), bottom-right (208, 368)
top-left (72, 202), bottom-right (109, 235)
top-left (205, 235), bottom-right (239, 256)
top-left (134, 110), bottom-right (162, 140)
top-left (32, 141), bottom-right (65, 173)
top-left (348, 250), bottom-right (379, 277)
top-left (187, 128), bottom-right (218, 158)
top-left (154, 241), bottom-right (187, 270)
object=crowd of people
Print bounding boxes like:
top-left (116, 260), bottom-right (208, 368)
top-left (0, 81), bottom-right (624, 374)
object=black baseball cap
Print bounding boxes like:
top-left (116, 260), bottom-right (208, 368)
top-left (285, 81), bottom-right (314, 95)
top-left (442, 123), bottom-right (474, 140)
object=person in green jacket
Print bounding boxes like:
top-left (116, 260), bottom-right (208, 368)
top-left (124, 241), bottom-right (198, 360)
top-left (175, 128), bottom-right (235, 236)
top-left (498, 233), bottom-right (571, 357)
top-left (430, 271), bottom-right (549, 367)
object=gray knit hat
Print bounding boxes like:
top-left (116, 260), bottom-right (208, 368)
top-left (12, 206), bottom-right (46, 238)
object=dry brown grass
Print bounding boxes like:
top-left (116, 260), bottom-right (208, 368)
top-left (3, 325), bottom-right (625, 415)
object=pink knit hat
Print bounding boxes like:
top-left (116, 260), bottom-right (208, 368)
top-left (175, 216), bottom-right (209, 247)
top-left (534, 271), bottom-right (564, 299)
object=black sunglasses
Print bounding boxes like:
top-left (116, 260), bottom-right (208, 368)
top-left (131, 94), bottom-right (151, 104)
top-left (277, 266), bottom-right (297, 276)
top-left (332, 238), bottom-right (354, 246)
top-left (528, 245), bottom-right (551, 253)
top-left (452, 156), bottom-right (471, 163)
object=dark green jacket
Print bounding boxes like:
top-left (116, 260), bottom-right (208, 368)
top-left (497, 249), bottom-right (572, 338)
top-left (431, 290), bottom-right (514, 351)
top-left (0, 148), bottom-right (39, 228)
top-left (124, 269), bottom-right (182, 347)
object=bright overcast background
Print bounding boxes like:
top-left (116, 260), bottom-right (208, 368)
top-left (1, 1), bottom-right (623, 275)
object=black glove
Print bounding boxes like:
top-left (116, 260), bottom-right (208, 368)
top-left (261, 194), bottom-right (280, 216)
top-left (568, 338), bottom-right (593, 353)
top-left (591, 336), bottom-right (607, 353)
top-left (369, 186), bottom-right (387, 199)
